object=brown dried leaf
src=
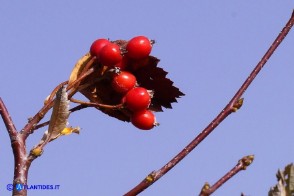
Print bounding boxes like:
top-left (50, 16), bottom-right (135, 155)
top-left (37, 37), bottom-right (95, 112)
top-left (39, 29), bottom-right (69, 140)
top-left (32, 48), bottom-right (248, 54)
top-left (285, 163), bottom-right (294, 194)
top-left (269, 163), bottom-right (294, 196)
top-left (68, 52), bottom-right (92, 88)
top-left (43, 86), bottom-right (70, 142)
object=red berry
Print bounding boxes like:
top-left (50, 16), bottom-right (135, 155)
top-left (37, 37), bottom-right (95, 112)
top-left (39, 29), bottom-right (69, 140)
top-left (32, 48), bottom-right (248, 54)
top-left (112, 71), bottom-right (136, 94)
top-left (123, 87), bottom-right (151, 111)
top-left (90, 39), bottom-right (110, 57)
top-left (126, 36), bottom-right (152, 60)
top-left (131, 110), bottom-right (156, 130)
top-left (99, 43), bottom-right (123, 66)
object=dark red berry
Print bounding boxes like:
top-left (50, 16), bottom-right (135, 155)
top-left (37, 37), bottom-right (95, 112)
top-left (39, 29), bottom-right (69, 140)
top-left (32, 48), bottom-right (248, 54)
top-left (126, 36), bottom-right (152, 60)
top-left (99, 43), bottom-right (123, 66)
top-left (131, 110), bottom-right (156, 130)
top-left (123, 87), bottom-right (151, 111)
top-left (112, 71), bottom-right (136, 94)
top-left (90, 39), bottom-right (110, 57)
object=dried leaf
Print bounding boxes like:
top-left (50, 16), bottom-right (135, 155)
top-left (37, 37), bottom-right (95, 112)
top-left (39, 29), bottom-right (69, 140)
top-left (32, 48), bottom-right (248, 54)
top-left (43, 86), bottom-right (70, 143)
top-left (269, 163), bottom-right (294, 196)
top-left (284, 163), bottom-right (294, 194)
top-left (268, 180), bottom-right (287, 196)
top-left (68, 53), bottom-right (92, 88)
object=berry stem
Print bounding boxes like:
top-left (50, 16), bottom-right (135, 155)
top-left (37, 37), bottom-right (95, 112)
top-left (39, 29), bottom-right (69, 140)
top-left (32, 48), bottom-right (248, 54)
top-left (199, 155), bottom-right (254, 196)
top-left (124, 9), bottom-right (294, 196)
top-left (70, 98), bottom-right (123, 109)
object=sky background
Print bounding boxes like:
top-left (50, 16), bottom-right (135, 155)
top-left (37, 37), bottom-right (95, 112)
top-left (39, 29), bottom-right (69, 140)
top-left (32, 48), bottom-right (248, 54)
top-left (0, 1), bottom-right (294, 196)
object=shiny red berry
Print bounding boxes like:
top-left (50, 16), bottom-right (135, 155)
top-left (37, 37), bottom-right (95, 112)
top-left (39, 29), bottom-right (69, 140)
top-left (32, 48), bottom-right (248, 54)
top-left (99, 43), bottom-right (123, 66)
top-left (131, 110), bottom-right (156, 130)
top-left (111, 71), bottom-right (136, 94)
top-left (126, 36), bottom-right (152, 60)
top-left (123, 87), bottom-right (151, 111)
top-left (90, 39), bottom-right (110, 57)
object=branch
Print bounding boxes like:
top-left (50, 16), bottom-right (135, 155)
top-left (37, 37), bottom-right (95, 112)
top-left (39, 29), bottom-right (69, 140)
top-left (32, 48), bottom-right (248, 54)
top-left (0, 98), bottom-right (28, 195)
top-left (124, 9), bottom-right (294, 195)
top-left (199, 155), bottom-right (254, 196)
top-left (0, 98), bottom-right (17, 138)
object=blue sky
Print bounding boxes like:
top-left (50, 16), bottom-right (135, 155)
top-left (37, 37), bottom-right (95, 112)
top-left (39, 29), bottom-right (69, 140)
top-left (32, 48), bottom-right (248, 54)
top-left (0, 1), bottom-right (294, 195)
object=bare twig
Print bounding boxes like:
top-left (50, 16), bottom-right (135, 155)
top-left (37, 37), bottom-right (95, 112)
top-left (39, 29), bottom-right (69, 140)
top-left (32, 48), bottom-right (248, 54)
top-left (124, 9), bottom-right (294, 196)
top-left (199, 155), bottom-right (254, 196)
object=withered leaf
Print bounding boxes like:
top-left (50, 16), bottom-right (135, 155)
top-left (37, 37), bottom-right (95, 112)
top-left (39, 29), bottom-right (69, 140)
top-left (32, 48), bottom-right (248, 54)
top-left (269, 163), bottom-right (294, 196)
top-left (42, 86), bottom-right (70, 143)
top-left (68, 53), bottom-right (92, 89)
top-left (284, 163), bottom-right (294, 194)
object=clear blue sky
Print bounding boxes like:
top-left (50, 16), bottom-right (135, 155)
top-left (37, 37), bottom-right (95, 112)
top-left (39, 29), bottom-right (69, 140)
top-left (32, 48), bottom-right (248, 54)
top-left (0, 1), bottom-right (293, 195)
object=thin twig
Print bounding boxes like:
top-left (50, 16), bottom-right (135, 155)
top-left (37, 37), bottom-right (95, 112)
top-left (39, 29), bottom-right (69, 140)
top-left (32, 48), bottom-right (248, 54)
top-left (124, 9), bottom-right (294, 196)
top-left (70, 98), bottom-right (123, 109)
top-left (199, 155), bottom-right (254, 196)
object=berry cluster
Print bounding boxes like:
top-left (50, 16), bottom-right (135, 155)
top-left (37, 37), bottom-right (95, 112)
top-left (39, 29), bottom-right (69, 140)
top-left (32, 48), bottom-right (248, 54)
top-left (89, 36), bottom-right (157, 130)
top-left (68, 35), bottom-right (183, 131)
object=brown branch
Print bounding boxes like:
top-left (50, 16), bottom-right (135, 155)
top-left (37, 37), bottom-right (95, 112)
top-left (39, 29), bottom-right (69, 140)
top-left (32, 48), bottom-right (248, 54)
top-left (0, 98), bottom-right (28, 196)
top-left (199, 155), bottom-right (254, 196)
top-left (0, 98), bottom-right (18, 137)
top-left (124, 9), bottom-right (294, 196)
